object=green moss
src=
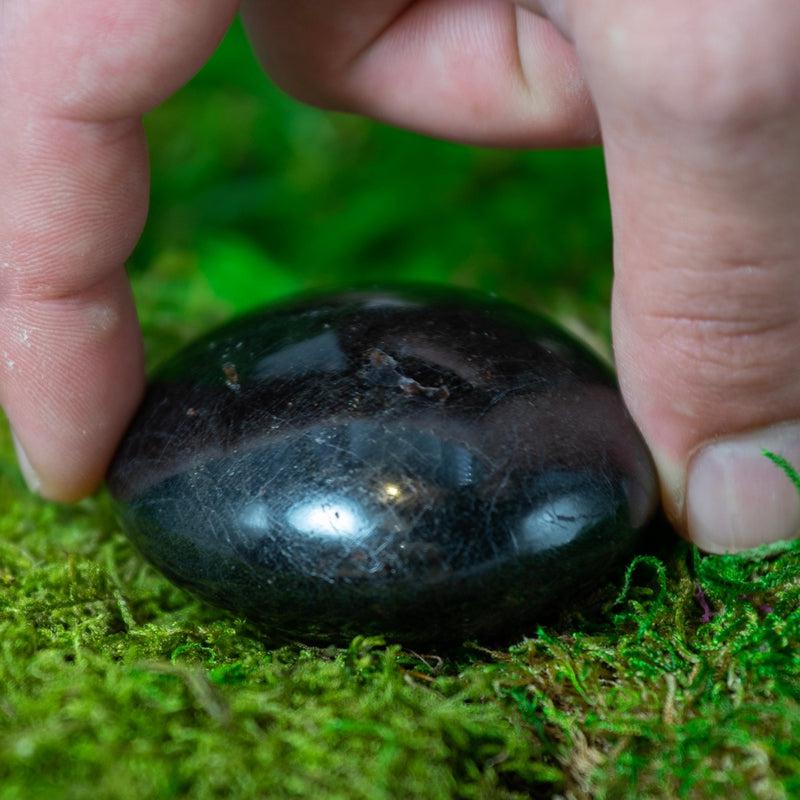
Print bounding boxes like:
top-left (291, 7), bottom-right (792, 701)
top-left (2, 18), bottom-right (799, 800)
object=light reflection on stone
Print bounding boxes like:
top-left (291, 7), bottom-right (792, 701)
top-left (520, 492), bottom-right (606, 551)
top-left (253, 331), bottom-right (346, 380)
top-left (239, 500), bottom-right (272, 534)
top-left (381, 482), bottom-right (401, 500)
top-left (286, 494), bottom-right (371, 539)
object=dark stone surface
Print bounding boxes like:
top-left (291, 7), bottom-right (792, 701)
top-left (107, 286), bottom-right (658, 644)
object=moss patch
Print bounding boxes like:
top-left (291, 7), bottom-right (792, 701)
top-left (2, 423), bottom-right (799, 798)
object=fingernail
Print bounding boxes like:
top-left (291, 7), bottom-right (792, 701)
top-left (687, 422), bottom-right (800, 553)
top-left (11, 429), bottom-right (42, 494)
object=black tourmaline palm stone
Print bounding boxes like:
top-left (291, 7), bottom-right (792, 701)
top-left (108, 286), bottom-right (658, 644)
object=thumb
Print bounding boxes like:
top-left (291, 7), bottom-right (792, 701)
top-left (565, 3), bottom-right (800, 552)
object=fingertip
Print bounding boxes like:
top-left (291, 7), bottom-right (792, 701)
top-left (685, 424), bottom-right (800, 554)
top-left (10, 375), bottom-right (145, 504)
top-left (11, 427), bottom-right (43, 495)
top-left (2, 272), bottom-right (146, 503)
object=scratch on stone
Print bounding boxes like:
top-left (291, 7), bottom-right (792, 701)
top-left (223, 362), bottom-right (240, 392)
top-left (363, 348), bottom-right (449, 401)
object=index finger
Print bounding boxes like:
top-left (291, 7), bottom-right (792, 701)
top-left (0, 0), bottom-right (239, 500)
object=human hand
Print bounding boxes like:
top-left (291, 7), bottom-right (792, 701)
top-left (243, 0), bottom-right (800, 553)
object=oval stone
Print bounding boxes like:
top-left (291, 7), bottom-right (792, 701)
top-left (107, 286), bottom-right (658, 644)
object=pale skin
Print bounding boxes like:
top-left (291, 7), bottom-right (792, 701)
top-left (2, 1), bottom-right (800, 552)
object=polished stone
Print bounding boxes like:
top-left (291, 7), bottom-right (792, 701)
top-left (107, 286), bottom-right (658, 644)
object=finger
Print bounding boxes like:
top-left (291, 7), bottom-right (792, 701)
top-left (0, 0), bottom-right (239, 501)
top-left (562, 2), bottom-right (800, 551)
top-left (242, 0), bottom-right (599, 147)
top-left (518, 0), bottom-right (570, 40)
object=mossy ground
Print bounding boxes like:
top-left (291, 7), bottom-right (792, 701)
top-left (1, 19), bottom-right (799, 800)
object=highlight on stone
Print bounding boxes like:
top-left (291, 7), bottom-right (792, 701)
top-left (107, 286), bottom-right (658, 644)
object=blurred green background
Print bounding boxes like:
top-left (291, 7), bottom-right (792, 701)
top-left (132, 18), bottom-right (613, 366)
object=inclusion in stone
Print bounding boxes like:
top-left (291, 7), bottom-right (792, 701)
top-left (107, 286), bottom-right (658, 644)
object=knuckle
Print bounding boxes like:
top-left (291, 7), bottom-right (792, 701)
top-left (643, 308), bottom-right (800, 390)
top-left (594, 8), bottom-right (800, 126)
